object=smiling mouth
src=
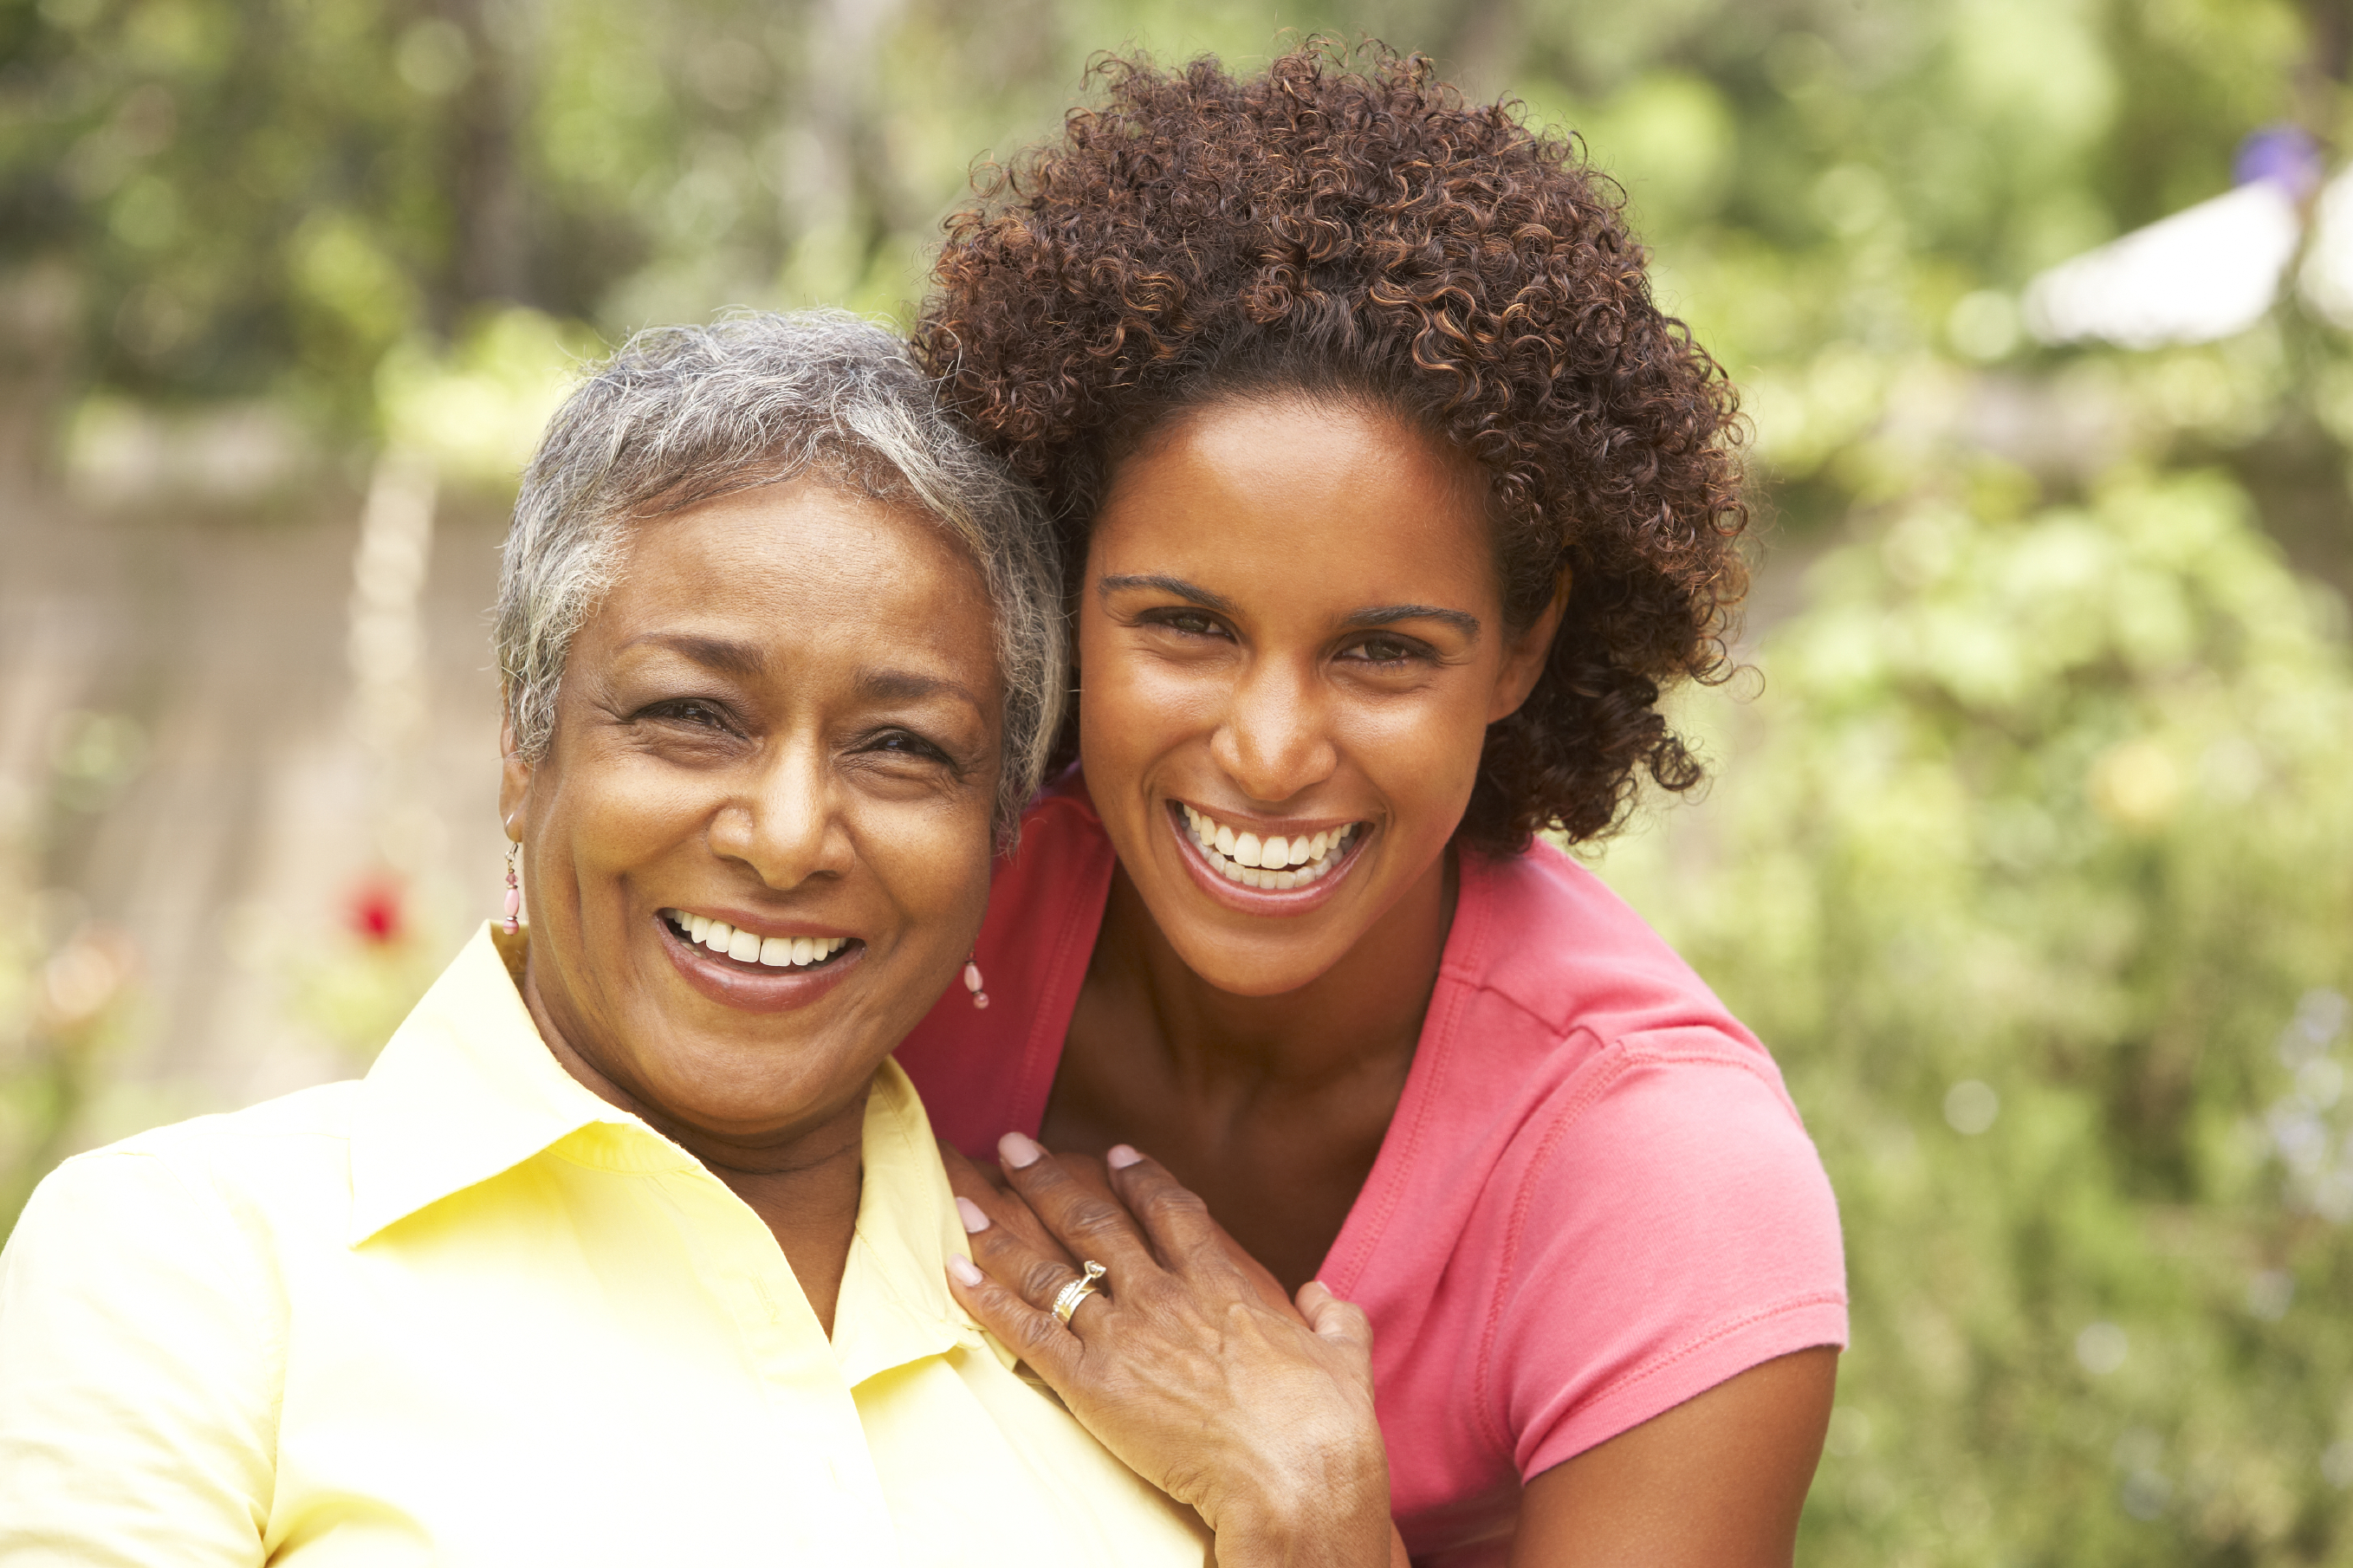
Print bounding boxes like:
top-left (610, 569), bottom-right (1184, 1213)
top-left (660, 909), bottom-right (860, 971)
top-left (1172, 802), bottom-right (1366, 891)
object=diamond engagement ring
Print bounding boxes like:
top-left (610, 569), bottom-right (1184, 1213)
top-left (1051, 1260), bottom-right (1108, 1325)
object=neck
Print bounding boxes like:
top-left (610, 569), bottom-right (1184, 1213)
top-left (517, 969), bottom-right (866, 1336)
top-left (1095, 846), bottom-right (1456, 1105)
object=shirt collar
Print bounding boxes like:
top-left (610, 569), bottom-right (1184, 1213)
top-left (831, 1064), bottom-right (989, 1385)
top-left (346, 922), bottom-right (1007, 1382)
top-left (347, 922), bottom-right (660, 1246)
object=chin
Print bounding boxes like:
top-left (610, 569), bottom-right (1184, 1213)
top-left (1169, 926), bottom-right (1344, 999)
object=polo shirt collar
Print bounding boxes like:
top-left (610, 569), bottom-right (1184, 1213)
top-left (831, 1065), bottom-right (979, 1385)
top-left (345, 923), bottom-right (1000, 1383)
top-left (347, 922), bottom-right (658, 1246)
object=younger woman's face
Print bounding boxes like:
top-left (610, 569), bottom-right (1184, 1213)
top-left (1077, 395), bottom-right (1562, 996)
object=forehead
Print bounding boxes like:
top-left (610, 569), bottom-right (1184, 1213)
top-left (588, 477), bottom-right (997, 673)
top-left (1093, 397), bottom-right (1496, 597)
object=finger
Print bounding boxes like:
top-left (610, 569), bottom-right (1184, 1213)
top-left (1296, 1280), bottom-right (1375, 1359)
top-left (943, 1150), bottom-right (1086, 1305)
top-left (955, 1196), bottom-right (1090, 1309)
top-left (946, 1253), bottom-right (1081, 1377)
top-left (937, 1138), bottom-right (1012, 1198)
top-left (996, 1132), bottom-right (1158, 1276)
top-left (1107, 1146), bottom-right (1296, 1316)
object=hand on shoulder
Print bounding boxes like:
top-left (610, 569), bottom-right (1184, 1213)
top-left (940, 1137), bottom-right (1398, 1568)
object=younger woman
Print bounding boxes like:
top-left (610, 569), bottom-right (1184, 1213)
top-left (896, 47), bottom-right (1847, 1567)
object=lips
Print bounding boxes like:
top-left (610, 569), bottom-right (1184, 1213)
top-left (656, 909), bottom-right (864, 1013)
top-left (1168, 800), bottom-right (1370, 914)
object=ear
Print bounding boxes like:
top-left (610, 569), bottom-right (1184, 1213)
top-left (1485, 567), bottom-right (1571, 725)
top-left (497, 710), bottom-right (533, 839)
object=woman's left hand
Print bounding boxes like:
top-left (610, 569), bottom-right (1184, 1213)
top-left (942, 1135), bottom-right (1400, 1568)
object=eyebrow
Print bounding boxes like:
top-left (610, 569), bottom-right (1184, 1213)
top-left (1099, 573), bottom-right (1481, 640)
top-left (1346, 603), bottom-right (1482, 638)
top-left (1098, 573), bottom-right (1241, 616)
top-left (619, 636), bottom-right (982, 711)
top-left (619, 632), bottom-right (767, 679)
top-left (855, 667), bottom-right (983, 711)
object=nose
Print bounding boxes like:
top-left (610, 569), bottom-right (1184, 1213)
top-left (1210, 656), bottom-right (1339, 805)
top-left (706, 739), bottom-right (852, 890)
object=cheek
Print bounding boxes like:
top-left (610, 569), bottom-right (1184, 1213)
top-left (862, 802), bottom-right (995, 943)
top-left (1342, 689), bottom-right (1494, 828)
top-left (1079, 636), bottom-right (1224, 760)
top-left (562, 751), bottom-right (706, 864)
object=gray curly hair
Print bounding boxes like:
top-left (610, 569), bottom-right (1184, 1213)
top-left (494, 311), bottom-right (1065, 841)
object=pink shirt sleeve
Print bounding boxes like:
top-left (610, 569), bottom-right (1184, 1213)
top-left (1491, 1027), bottom-right (1848, 1478)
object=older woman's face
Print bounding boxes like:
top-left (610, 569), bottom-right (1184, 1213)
top-left (1078, 395), bottom-right (1559, 997)
top-left (501, 477), bottom-right (1001, 1148)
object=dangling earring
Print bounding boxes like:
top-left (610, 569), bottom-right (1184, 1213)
top-left (963, 953), bottom-right (989, 1009)
top-left (502, 844), bottom-right (522, 935)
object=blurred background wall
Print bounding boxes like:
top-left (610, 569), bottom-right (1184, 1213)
top-left (4, 0), bottom-right (2353, 1561)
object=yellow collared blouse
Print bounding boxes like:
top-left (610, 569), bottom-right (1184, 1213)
top-left (0, 924), bottom-right (1212, 1567)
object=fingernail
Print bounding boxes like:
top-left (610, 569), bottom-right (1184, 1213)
top-left (1000, 1131), bottom-right (1043, 1170)
top-left (1106, 1144), bottom-right (1144, 1170)
top-left (955, 1196), bottom-right (991, 1234)
top-left (948, 1254), bottom-right (982, 1287)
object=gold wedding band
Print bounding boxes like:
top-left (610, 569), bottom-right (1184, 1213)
top-left (1052, 1260), bottom-right (1108, 1325)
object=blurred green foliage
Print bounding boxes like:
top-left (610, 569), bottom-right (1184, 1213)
top-left (1599, 464), bottom-right (2353, 1563)
top-left (7, 0), bottom-right (2353, 1561)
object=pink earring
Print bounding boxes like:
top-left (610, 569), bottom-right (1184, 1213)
top-left (502, 844), bottom-right (522, 935)
top-left (963, 954), bottom-right (989, 1009)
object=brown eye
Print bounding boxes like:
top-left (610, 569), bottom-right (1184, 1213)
top-left (1343, 636), bottom-right (1426, 667)
top-left (1147, 609), bottom-right (1231, 639)
top-left (865, 729), bottom-right (951, 763)
top-left (646, 699), bottom-right (731, 730)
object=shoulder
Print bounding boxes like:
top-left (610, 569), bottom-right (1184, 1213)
top-left (13, 1081), bottom-right (366, 1254)
top-left (75, 1079), bottom-right (364, 1174)
top-left (1451, 839), bottom-right (1769, 1061)
top-left (1440, 851), bottom-right (1847, 1468)
top-left (1442, 842), bottom-right (1832, 1268)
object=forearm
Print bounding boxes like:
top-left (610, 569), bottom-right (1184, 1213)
top-left (1208, 1467), bottom-right (1397, 1568)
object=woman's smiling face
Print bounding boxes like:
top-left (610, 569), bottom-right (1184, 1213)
top-left (502, 476), bottom-right (1002, 1147)
top-left (1078, 395), bottom-right (1563, 997)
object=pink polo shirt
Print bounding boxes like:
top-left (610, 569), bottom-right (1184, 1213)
top-left (896, 774), bottom-right (1846, 1565)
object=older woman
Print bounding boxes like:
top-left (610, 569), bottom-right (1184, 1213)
top-left (895, 47), bottom-right (1848, 1568)
top-left (0, 314), bottom-right (1374, 1565)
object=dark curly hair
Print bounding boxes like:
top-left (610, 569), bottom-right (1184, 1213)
top-left (915, 42), bottom-right (1748, 852)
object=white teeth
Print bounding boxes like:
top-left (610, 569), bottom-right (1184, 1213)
top-left (663, 909), bottom-right (851, 969)
top-left (1179, 807), bottom-right (1361, 892)
top-left (663, 909), bottom-right (856, 960)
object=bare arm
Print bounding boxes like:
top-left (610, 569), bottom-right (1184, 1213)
top-left (1509, 1347), bottom-right (1838, 1568)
